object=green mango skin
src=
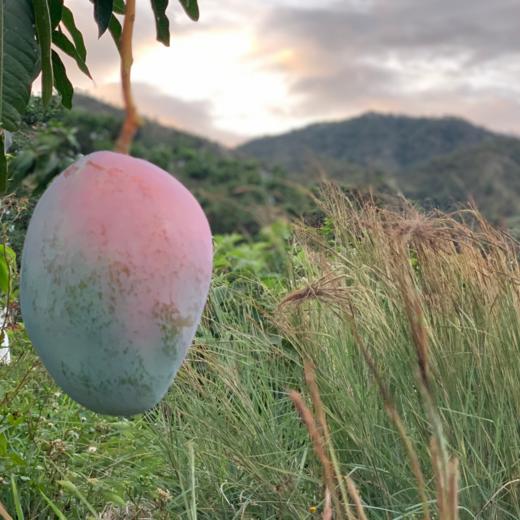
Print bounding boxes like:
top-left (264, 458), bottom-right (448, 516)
top-left (20, 151), bottom-right (213, 416)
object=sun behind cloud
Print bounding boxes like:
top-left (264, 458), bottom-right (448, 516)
top-left (63, 0), bottom-right (520, 145)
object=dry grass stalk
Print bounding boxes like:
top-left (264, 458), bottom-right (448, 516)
top-left (304, 360), bottom-right (354, 519)
top-left (447, 458), bottom-right (459, 520)
top-left (430, 437), bottom-right (447, 518)
top-left (347, 308), bottom-right (431, 520)
top-left (288, 390), bottom-right (345, 518)
top-left (430, 438), bottom-right (460, 520)
top-left (397, 249), bottom-right (464, 520)
top-left (475, 479), bottom-right (520, 518)
top-left (397, 264), bottom-right (457, 515)
top-left (345, 477), bottom-right (368, 520)
top-left (323, 487), bottom-right (333, 520)
top-left (279, 271), bottom-right (350, 309)
top-left (0, 502), bottom-right (13, 520)
top-left (285, 186), bottom-right (516, 518)
top-left (398, 272), bottom-right (432, 393)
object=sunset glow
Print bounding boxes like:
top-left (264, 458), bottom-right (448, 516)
top-left (65, 0), bottom-right (520, 145)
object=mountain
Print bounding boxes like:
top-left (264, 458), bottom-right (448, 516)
top-left (13, 96), bottom-right (520, 241)
top-left (237, 113), bottom-right (497, 176)
top-left (237, 113), bottom-right (520, 230)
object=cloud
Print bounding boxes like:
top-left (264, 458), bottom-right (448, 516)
top-left (251, 0), bottom-right (520, 132)
top-left (63, 0), bottom-right (259, 144)
top-left (60, 0), bottom-right (520, 143)
top-left (260, 0), bottom-right (520, 60)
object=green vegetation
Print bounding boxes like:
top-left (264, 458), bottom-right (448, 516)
top-left (2, 186), bottom-right (520, 518)
top-left (10, 97), bottom-right (520, 242)
top-left (238, 112), bottom-right (495, 174)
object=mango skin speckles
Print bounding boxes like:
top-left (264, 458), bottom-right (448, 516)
top-left (20, 151), bottom-right (213, 416)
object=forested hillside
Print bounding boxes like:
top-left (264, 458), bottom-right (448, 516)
top-left (10, 96), bottom-right (520, 239)
top-left (239, 113), bottom-right (520, 230)
top-left (238, 113), bottom-right (496, 173)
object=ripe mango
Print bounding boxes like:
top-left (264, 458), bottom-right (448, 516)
top-left (20, 151), bottom-right (213, 415)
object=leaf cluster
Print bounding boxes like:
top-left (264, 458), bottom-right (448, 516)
top-left (0, 0), bottom-right (200, 193)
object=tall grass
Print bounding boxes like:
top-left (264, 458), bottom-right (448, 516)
top-left (2, 185), bottom-right (520, 518)
top-left (154, 185), bottom-right (520, 518)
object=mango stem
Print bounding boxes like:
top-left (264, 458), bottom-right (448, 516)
top-left (115, 0), bottom-right (139, 155)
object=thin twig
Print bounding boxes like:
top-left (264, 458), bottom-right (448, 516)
top-left (0, 359), bottom-right (38, 408)
top-left (115, 0), bottom-right (140, 154)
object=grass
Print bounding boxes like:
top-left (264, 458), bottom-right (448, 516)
top-left (2, 185), bottom-right (520, 518)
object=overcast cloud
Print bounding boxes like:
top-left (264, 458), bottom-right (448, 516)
top-left (65, 0), bottom-right (520, 145)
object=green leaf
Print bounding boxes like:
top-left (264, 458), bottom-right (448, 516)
top-left (32, 0), bottom-right (54, 106)
top-left (11, 476), bottom-right (24, 520)
top-left (0, 260), bottom-right (8, 295)
top-left (178, 0), bottom-right (199, 21)
top-left (39, 491), bottom-right (68, 520)
top-left (51, 50), bottom-right (73, 109)
top-left (151, 0), bottom-right (170, 46)
top-left (113, 0), bottom-right (126, 14)
top-left (49, 0), bottom-right (64, 29)
top-left (52, 30), bottom-right (91, 78)
top-left (0, 0), bottom-right (40, 131)
top-left (0, 134), bottom-right (6, 194)
top-left (93, 0), bottom-right (114, 37)
top-left (61, 6), bottom-right (87, 62)
top-left (0, 244), bottom-right (16, 294)
top-left (108, 14), bottom-right (123, 54)
top-left (0, 432), bottom-right (6, 456)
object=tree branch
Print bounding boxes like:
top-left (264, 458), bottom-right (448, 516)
top-left (115, 0), bottom-right (139, 155)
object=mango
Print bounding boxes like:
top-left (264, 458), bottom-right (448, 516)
top-left (20, 151), bottom-right (213, 415)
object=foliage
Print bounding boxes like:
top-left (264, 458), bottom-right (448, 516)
top-left (0, 0), bottom-right (200, 194)
top-left (0, 1), bottom-right (40, 133)
top-left (1, 191), bottom-right (520, 517)
top-left (0, 245), bottom-right (16, 298)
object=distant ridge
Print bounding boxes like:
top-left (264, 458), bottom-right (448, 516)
top-left (237, 112), bottom-right (497, 176)
top-left (237, 113), bottom-right (520, 230)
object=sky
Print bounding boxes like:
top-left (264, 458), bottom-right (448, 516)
top-left (65, 0), bottom-right (520, 146)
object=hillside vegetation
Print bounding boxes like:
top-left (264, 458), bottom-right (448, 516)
top-left (11, 96), bottom-right (520, 236)
top-left (239, 113), bottom-right (495, 173)
top-left (8, 96), bottom-right (312, 240)
top-left (238, 113), bottom-right (520, 230)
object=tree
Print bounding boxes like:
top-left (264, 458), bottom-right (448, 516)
top-left (0, 0), bottom-right (200, 188)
